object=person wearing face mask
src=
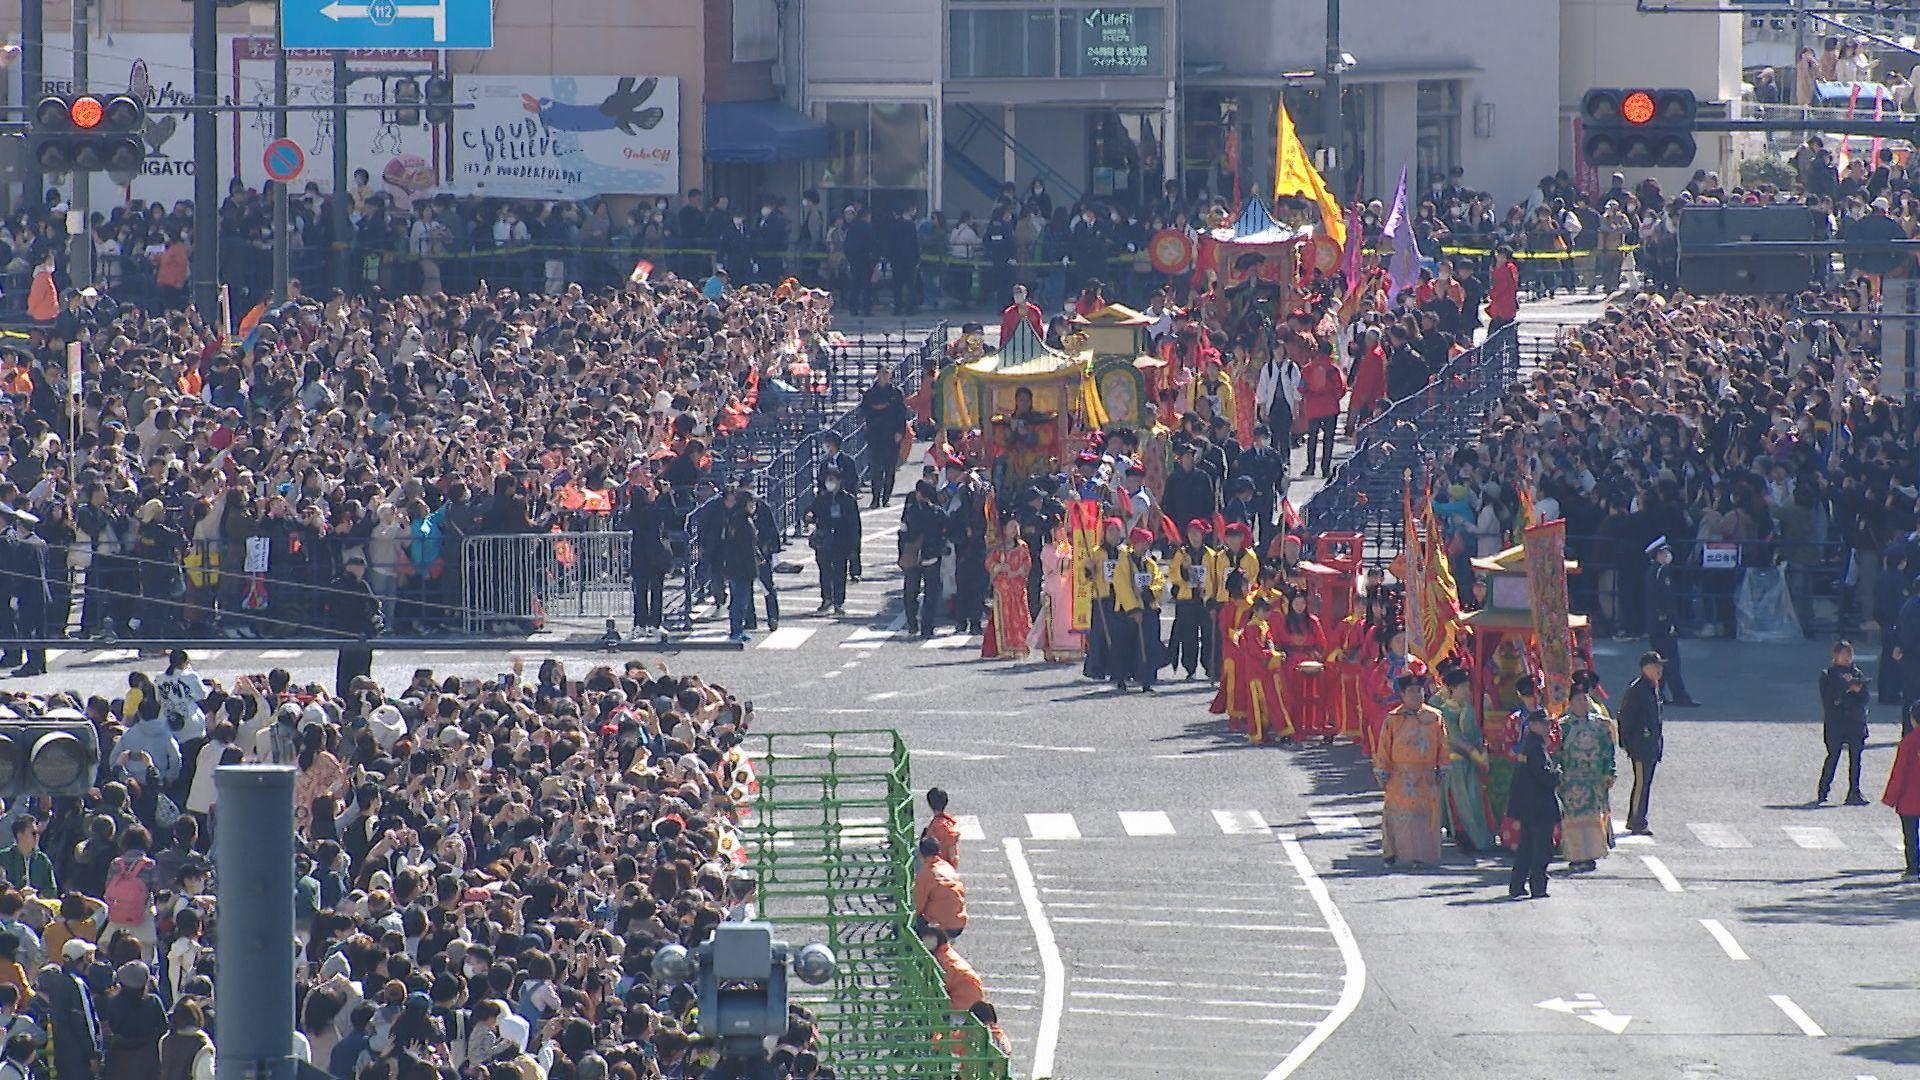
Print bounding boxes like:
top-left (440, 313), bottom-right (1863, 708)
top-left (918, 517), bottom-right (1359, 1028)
top-left (817, 431), bottom-right (863, 578)
top-left (804, 469), bottom-right (860, 618)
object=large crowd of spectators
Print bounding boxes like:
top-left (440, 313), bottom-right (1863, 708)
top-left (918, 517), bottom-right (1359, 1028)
top-left (0, 652), bottom-right (812, 1080)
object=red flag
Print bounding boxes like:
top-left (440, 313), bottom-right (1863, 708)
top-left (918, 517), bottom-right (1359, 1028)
top-left (1157, 512), bottom-right (1180, 546)
top-left (1281, 497), bottom-right (1303, 534)
top-left (629, 259), bottom-right (654, 285)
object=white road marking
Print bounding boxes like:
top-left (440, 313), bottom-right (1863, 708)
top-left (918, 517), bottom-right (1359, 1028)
top-left (1073, 1006), bottom-right (1317, 1027)
top-left (1640, 855), bottom-right (1684, 893)
top-left (1687, 823), bottom-right (1751, 848)
top-left (1072, 990), bottom-right (1332, 1010)
top-left (953, 814), bottom-right (986, 841)
top-left (1264, 834), bottom-right (1367, 1079)
top-left (1004, 838), bottom-right (1063, 1080)
top-left (840, 615), bottom-right (906, 648)
top-left (978, 740), bottom-right (1098, 753)
top-left (921, 631), bottom-right (978, 649)
top-left (1698, 919), bottom-right (1749, 961)
top-left (1026, 813), bottom-right (1081, 840)
top-left (258, 649), bottom-right (303, 658)
top-left (1610, 820), bottom-right (1655, 845)
top-left (1052, 917), bottom-right (1332, 932)
top-left (757, 626), bottom-right (816, 650)
top-left (1769, 994), bottom-right (1826, 1037)
top-left (1783, 825), bottom-right (1845, 850)
top-left (822, 671), bottom-right (842, 679)
top-left (1214, 809), bottom-right (1270, 835)
top-left (84, 649), bottom-right (139, 663)
top-left (1309, 813), bottom-right (1363, 835)
top-left (1118, 811), bottom-right (1176, 836)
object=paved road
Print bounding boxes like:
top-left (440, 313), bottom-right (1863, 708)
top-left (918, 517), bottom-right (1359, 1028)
top-left (28, 298), bottom-right (1918, 1078)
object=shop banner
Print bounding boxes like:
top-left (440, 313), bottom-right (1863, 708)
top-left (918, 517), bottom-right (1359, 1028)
top-left (450, 75), bottom-right (679, 198)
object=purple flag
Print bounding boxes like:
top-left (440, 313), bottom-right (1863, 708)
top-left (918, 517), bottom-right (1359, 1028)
top-left (1382, 166), bottom-right (1420, 302)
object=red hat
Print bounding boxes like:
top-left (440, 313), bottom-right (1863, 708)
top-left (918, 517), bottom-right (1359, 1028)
top-left (1127, 528), bottom-right (1154, 547)
top-left (1223, 522), bottom-right (1253, 541)
top-left (1076, 450), bottom-right (1100, 464)
top-left (1102, 517), bottom-right (1123, 531)
top-left (1186, 518), bottom-right (1212, 534)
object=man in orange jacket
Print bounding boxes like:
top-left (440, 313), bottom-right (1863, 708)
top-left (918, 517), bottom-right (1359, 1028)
top-left (923, 787), bottom-right (962, 868)
top-left (912, 835), bottom-right (968, 937)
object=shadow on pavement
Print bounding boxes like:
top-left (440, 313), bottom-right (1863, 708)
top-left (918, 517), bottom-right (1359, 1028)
top-left (1736, 871), bottom-right (1920, 926)
top-left (1844, 1035), bottom-right (1920, 1066)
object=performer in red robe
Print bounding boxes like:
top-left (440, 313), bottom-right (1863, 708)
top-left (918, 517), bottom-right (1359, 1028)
top-left (1271, 589), bottom-right (1331, 741)
top-left (1327, 592), bottom-right (1385, 745)
top-left (1209, 583), bottom-right (1255, 733)
top-left (1241, 599), bottom-right (1292, 744)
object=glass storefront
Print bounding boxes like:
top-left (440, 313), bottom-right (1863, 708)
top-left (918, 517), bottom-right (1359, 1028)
top-left (811, 101), bottom-right (932, 214)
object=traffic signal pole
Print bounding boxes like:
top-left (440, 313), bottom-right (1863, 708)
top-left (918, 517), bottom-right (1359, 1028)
top-left (333, 53), bottom-right (350, 289)
top-left (67, 0), bottom-right (87, 288)
top-left (213, 765), bottom-right (298, 1080)
top-left (190, 0), bottom-right (218, 315)
top-left (272, 5), bottom-right (290, 299)
top-left (20, 0), bottom-right (40, 212)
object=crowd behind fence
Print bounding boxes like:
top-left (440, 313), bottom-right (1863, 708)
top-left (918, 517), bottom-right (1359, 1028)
top-left (1304, 323), bottom-right (1523, 561)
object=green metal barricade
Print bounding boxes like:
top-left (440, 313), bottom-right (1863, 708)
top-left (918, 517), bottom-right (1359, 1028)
top-left (742, 729), bottom-right (1013, 1079)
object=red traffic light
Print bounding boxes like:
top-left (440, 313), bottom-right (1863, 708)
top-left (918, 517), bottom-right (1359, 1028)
top-left (69, 95), bottom-right (103, 129)
top-left (1621, 90), bottom-right (1656, 126)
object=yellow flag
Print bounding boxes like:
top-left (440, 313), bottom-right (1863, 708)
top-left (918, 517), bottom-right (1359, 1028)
top-left (1274, 101), bottom-right (1346, 249)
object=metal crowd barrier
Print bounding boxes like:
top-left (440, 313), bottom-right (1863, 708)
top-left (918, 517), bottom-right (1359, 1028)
top-left (459, 530), bottom-right (697, 636)
top-left (1304, 322), bottom-right (1521, 563)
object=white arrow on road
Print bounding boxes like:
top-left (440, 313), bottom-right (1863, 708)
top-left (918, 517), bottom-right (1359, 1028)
top-left (319, 0), bottom-right (448, 42)
top-left (1535, 995), bottom-right (1633, 1034)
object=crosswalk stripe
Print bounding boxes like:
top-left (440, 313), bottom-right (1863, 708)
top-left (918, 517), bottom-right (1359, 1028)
top-left (1308, 813), bottom-right (1362, 835)
top-left (1687, 823), bottom-right (1751, 849)
top-left (954, 814), bottom-right (986, 841)
top-left (758, 627), bottom-right (816, 650)
top-left (1610, 820), bottom-right (1654, 845)
top-left (1783, 825), bottom-right (1846, 850)
top-left (841, 615), bottom-right (905, 648)
top-left (1212, 810), bottom-right (1269, 835)
top-left (258, 649), bottom-right (303, 659)
top-left (1118, 811), bottom-right (1175, 836)
top-left (1026, 813), bottom-right (1081, 840)
top-left (921, 632), bottom-right (978, 649)
top-left (85, 649), bottom-right (138, 663)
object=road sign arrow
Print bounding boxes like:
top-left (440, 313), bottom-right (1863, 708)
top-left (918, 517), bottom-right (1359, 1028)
top-left (1580, 1009), bottom-right (1633, 1035)
top-left (1534, 998), bottom-right (1580, 1014)
top-left (318, 0), bottom-right (449, 40)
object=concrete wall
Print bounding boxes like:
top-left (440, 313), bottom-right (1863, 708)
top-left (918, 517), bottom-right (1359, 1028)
top-left (804, 0), bottom-right (941, 88)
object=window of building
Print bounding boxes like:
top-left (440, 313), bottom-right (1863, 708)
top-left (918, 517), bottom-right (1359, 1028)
top-left (1416, 79), bottom-right (1461, 196)
top-left (812, 101), bottom-right (931, 213)
top-left (949, 9), bottom-right (1059, 79)
top-left (732, 0), bottom-right (777, 63)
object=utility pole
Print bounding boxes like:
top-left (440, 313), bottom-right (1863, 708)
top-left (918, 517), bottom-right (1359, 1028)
top-left (213, 765), bottom-right (297, 1080)
top-left (272, 6), bottom-right (290, 298)
top-left (1323, 0), bottom-right (1343, 198)
top-left (20, 0), bottom-right (40, 212)
top-left (190, 0), bottom-right (218, 315)
top-left (332, 53), bottom-right (350, 289)
top-left (67, 0), bottom-right (87, 288)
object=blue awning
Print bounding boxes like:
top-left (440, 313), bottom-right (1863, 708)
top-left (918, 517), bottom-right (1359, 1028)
top-left (706, 101), bottom-right (831, 164)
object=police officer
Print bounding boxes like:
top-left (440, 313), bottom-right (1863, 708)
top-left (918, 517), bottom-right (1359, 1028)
top-left (1618, 651), bottom-right (1666, 836)
top-left (943, 456), bottom-right (990, 635)
top-left (1643, 537), bottom-right (1699, 706)
top-left (746, 489), bottom-right (782, 633)
top-left (1, 506), bottom-right (49, 678)
top-left (1506, 700), bottom-right (1562, 901)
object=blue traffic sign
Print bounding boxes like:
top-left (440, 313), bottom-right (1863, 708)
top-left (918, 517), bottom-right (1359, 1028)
top-left (280, 0), bottom-right (495, 51)
top-left (263, 138), bottom-right (305, 182)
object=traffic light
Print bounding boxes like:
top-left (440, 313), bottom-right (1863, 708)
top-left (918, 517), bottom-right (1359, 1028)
top-left (0, 708), bottom-right (99, 798)
top-left (29, 92), bottom-right (145, 175)
top-left (391, 77), bottom-right (422, 127)
top-left (425, 76), bottom-right (453, 125)
top-left (1580, 88), bottom-right (1697, 169)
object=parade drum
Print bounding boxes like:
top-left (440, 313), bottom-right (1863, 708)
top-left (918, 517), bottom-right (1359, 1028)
top-left (1296, 660), bottom-right (1327, 706)
top-left (1149, 228), bottom-right (1197, 276)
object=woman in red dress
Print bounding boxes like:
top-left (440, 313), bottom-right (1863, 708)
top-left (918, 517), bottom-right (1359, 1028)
top-left (1271, 589), bottom-right (1331, 741)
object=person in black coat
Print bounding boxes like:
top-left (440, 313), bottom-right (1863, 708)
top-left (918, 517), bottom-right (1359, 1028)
top-left (1817, 640), bottom-right (1872, 804)
top-left (1237, 425), bottom-right (1288, 549)
top-left (858, 367), bottom-right (910, 508)
top-left (626, 485), bottom-right (674, 633)
top-left (1159, 444), bottom-right (1219, 540)
top-left (885, 206), bottom-right (922, 316)
top-left (818, 432), bottom-right (864, 579)
top-left (1895, 574), bottom-right (1920, 715)
top-left (38, 940), bottom-right (103, 1080)
top-left (323, 555), bottom-right (382, 697)
top-left (804, 468), bottom-right (861, 616)
top-left (1617, 651), bottom-right (1667, 835)
top-left (1506, 689), bottom-right (1562, 900)
top-left (844, 205), bottom-right (878, 316)
top-left (715, 491), bottom-right (760, 642)
top-left (747, 490), bottom-right (783, 632)
top-left (898, 480), bottom-right (948, 638)
top-left (1643, 537), bottom-right (1698, 706)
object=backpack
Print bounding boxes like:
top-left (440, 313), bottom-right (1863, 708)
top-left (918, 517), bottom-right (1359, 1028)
top-left (104, 854), bottom-right (154, 925)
